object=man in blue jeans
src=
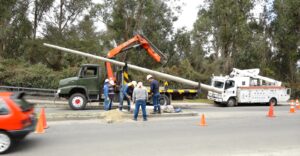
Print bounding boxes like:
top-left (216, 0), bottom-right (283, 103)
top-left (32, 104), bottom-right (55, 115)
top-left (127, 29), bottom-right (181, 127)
top-left (103, 79), bottom-right (110, 111)
top-left (107, 79), bottom-right (115, 110)
top-left (132, 82), bottom-right (148, 121)
top-left (147, 75), bottom-right (161, 114)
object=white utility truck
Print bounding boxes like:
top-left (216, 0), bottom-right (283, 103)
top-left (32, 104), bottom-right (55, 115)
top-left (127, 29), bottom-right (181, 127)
top-left (207, 68), bottom-right (291, 106)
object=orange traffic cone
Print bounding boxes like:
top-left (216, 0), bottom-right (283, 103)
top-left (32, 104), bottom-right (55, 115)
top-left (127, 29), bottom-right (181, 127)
top-left (35, 113), bottom-right (45, 134)
top-left (267, 102), bottom-right (275, 117)
top-left (296, 99), bottom-right (300, 110)
top-left (290, 100), bottom-right (295, 113)
top-left (40, 108), bottom-right (48, 129)
top-left (200, 114), bottom-right (207, 126)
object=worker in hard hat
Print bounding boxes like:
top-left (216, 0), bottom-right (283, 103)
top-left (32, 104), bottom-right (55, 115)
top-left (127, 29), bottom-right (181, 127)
top-left (119, 81), bottom-right (137, 111)
top-left (147, 75), bottom-right (161, 114)
top-left (132, 82), bottom-right (148, 121)
top-left (103, 79), bottom-right (110, 111)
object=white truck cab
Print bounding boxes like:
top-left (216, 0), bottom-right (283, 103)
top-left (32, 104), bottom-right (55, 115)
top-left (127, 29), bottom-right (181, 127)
top-left (207, 68), bottom-right (291, 106)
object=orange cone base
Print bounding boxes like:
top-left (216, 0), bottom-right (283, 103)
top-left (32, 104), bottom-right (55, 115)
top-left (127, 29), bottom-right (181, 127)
top-left (266, 114), bottom-right (275, 118)
top-left (200, 114), bottom-right (207, 126)
top-left (290, 109), bottom-right (295, 113)
top-left (40, 108), bottom-right (48, 129)
top-left (266, 105), bottom-right (275, 118)
top-left (34, 119), bottom-right (45, 134)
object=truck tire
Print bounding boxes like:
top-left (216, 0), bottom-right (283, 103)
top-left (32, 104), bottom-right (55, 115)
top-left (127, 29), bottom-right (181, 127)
top-left (69, 93), bottom-right (87, 110)
top-left (159, 94), bottom-right (170, 106)
top-left (0, 131), bottom-right (12, 154)
top-left (227, 98), bottom-right (236, 107)
top-left (269, 98), bottom-right (277, 106)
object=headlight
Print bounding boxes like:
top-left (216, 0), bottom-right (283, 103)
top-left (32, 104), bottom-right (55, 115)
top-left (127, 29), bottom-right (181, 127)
top-left (57, 89), bottom-right (61, 94)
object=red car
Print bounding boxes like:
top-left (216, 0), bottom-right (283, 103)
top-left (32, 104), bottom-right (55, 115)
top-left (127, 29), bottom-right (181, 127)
top-left (0, 92), bottom-right (36, 154)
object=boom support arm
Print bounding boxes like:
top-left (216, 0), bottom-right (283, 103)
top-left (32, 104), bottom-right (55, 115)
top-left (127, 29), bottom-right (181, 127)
top-left (44, 43), bottom-right (223, 94)
top-left (105, 34), bottom-right (167, 80)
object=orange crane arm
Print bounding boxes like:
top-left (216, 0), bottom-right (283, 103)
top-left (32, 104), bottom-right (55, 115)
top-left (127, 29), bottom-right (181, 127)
top-left (105, 34), bottom-right (167, 80)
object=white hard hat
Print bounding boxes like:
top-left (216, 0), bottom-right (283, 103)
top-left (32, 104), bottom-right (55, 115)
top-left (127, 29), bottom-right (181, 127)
top-left (105, 79), bottom-right (109, 83)
top-left (131, 81), bottom-right (137, 87)
top-left (146, 75), bottom-right (153, 80)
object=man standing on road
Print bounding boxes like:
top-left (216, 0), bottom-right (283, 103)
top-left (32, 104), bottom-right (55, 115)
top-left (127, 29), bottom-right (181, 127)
top-left (119, 81), bottom-right (137, 111)
top-left (107, 79), bottom-right (115, 110)
top-left (147, 75), bottom-right (161, 114)
top-left (132, 82), bottom-right (148, 121)
top-left (103, 79), bottom-right (110, 111)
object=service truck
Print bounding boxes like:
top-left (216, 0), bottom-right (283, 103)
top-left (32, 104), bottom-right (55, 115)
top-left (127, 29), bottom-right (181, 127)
top-left (207, 68), bottom-right (291, 106)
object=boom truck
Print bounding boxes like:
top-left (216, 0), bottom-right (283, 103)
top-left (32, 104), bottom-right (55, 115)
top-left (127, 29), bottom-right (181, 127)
top-left (207, 68), bottom-right (291, 106)
top-left (49, 35), bottom-right (197, 110)
top-left (107, 34), bottom-right (198, 101)
top-left (44, 43), bottom-right (222, 110)
top-left (105, 34), bottom-right (198, 106)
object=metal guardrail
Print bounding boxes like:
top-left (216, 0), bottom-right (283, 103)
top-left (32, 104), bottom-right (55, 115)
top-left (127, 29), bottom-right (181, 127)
top-left (0, 86), bottom-right (57, 97)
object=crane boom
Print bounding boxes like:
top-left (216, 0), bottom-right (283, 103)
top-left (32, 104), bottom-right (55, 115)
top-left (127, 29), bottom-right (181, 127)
top-left (105, 34), bottom-right (167, 80)
top-left (43, 43), bottom-right (222, 93)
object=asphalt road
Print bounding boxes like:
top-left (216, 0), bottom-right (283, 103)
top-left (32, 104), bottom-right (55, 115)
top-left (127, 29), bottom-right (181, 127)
top-left (7, 105), bottom-right (300, 156)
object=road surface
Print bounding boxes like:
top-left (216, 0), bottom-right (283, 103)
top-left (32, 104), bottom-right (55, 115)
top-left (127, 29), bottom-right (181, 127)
top-left (7, 105), bottom-right (300, 156)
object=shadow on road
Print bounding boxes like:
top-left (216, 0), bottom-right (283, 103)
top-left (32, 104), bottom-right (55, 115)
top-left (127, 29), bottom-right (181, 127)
top-left (10, 137), bottom-right (41, 154)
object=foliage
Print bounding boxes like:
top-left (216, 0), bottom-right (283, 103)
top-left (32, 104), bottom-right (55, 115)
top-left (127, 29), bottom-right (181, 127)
top-left (0, 59), bottom-right (78, 88)
top-left (0, 0), bottom-right (299, 98)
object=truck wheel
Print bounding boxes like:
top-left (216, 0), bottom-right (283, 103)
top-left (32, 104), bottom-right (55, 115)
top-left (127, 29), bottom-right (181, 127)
top-left (227, 98), bottom-right (236, 107)
top-left (69, 93), bottom-right (87, 110)
top-left (0, 131), bottom-right (12, 154)
top-left (269, 98), bottom-right (277, 106)
top-left (159, 95), bottom-right (170, 106)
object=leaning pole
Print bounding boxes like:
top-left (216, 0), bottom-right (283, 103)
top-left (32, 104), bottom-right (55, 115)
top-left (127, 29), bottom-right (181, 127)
top-left (43, 43), bottom-right (222, 93)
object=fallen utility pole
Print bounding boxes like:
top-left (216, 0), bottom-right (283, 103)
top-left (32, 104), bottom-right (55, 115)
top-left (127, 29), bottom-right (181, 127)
top-left (43, 43), bottom-right (222, 93)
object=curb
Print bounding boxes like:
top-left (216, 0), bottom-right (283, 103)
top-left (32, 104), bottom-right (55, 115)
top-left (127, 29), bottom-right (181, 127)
top-left (45, 111), bottom-right (199, 121)
top-left (28, 99), bottom-right (212, 109)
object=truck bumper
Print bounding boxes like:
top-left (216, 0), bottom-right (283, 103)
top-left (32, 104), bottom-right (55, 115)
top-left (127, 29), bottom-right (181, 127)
top-left (207, 95), bottom-right (223, 102)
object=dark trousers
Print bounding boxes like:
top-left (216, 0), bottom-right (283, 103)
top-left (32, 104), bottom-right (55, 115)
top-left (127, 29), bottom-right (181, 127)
top-left (119, 93), bottom-right (131, 111)
top-left (153, 94), bottom-right (161, 113)
top-left (134, 100), bottom-right (147, 120)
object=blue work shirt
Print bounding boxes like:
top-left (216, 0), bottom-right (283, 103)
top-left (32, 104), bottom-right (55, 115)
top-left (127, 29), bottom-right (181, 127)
top-left (150, 79), bottom-right (159, 95)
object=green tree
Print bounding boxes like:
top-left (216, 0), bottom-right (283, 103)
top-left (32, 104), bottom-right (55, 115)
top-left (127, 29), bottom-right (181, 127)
top-left (0, 0), bottom-right (31, 58)
top-left (31, 0), bottom-right (55, 39)
top-left (38, 0), bottom-right (92, 70)
top-left (193, 0), bottom-right (254, 73)
top-left (92, 0), bottom-right (180, 68)
top-left (271, 0), bottom-right (300, 83)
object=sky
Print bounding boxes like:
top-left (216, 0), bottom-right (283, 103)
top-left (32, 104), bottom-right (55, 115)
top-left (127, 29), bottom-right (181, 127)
top-left (173, 1), bottom-right (264, 31)
top-left (173, 1), bottom-right (203, 30)
top-left (90, 0), bottom-right (265, 31)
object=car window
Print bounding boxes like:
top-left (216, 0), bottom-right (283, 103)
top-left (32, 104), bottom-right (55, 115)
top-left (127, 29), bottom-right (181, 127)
top-left (0, 98), bottom-right (9, 115)
top-left (11, 93), bottom-right (33, 112)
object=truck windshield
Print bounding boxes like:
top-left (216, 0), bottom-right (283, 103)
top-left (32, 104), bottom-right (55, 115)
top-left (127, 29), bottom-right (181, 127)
top-left (213, 81), bottom-right (224, 89)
